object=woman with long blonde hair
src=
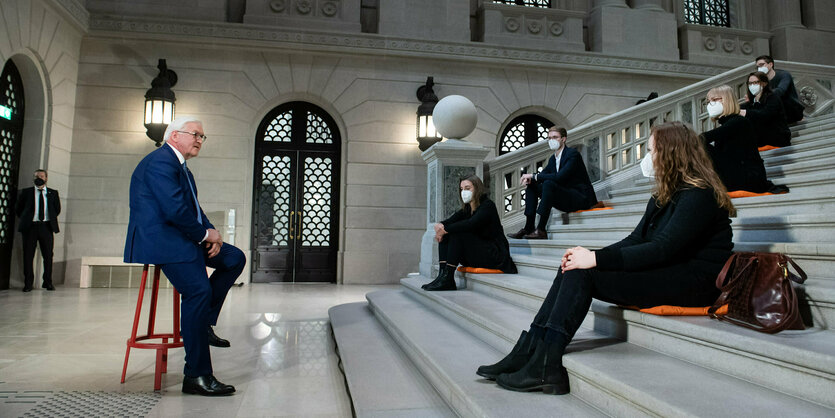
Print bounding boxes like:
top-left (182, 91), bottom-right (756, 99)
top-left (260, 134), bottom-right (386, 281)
top-left (702, 84), bottom-right (784, 193)
top-left (477, 122), bottom-right (734, 395)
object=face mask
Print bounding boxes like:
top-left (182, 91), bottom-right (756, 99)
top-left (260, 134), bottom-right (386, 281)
top-left (34, 178), bottom-right (46, 187)
top-left (640, 153), bottom-right (655, 178)
top-left (548, 139), bottom-right (561, 150)
top-left (706, 101), bottom-right (724, 118)
top-left (748, 84), bottom-right (761, 96)
top-left (461, 190), bottom-right (473, 204)
top-left (757, 66), bottom-right (769, 74)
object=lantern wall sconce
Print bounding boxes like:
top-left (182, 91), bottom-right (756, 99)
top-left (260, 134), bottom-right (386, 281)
top-left (416, 76), bottom-right (443, 151)
top-left (144, 59), bottom-right (178, 146)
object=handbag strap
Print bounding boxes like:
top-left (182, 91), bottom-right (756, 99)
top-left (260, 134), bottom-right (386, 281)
top-left (784, 254), bottom-right (807, 284)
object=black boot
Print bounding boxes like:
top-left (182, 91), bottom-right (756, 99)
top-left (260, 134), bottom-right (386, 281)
top-left (422, 267), bottom-right (446, 290)
top-left (476, 331), bottom-right (537, 380)
top-left (423, 267), bottom-right (457, 291)
top-left (495, 340), bottom-right (569, 395)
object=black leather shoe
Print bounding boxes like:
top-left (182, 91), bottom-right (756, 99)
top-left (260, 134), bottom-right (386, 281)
top-left (208, 327), bottom-right (230, 348)
top-left (182, 375), bottom-right (235, 396)
top-left (424, 268), bottom-right (457, 291)
top-left (42, 283), bottom-right (55, 291)
top-left (421, 268), bottom-right (446, 290)
top-left (506, 228), bottom-right (531, 239)
top-left (523, 229), bottom-right (548, 240)
top-left (496, 340), bottom-right (569, 395)
top-left (22, 287), bottom-right (33, 292)
top-left (477, 330), bottom-right (537, 380)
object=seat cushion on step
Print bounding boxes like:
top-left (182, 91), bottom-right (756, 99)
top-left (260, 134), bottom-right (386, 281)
top-left (758, 145), bottom-right (781, 152)
top-left (457, 266), bottom-right (505, 274)
top-left (621, 304), bottom-right (728, 316)
top-left (574, 206), bottom-right (614, 213)
top-left (727, 190), bottom-right (785, 198)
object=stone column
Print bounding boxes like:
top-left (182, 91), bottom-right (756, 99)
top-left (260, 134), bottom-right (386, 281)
top-left (592, 0), bottom-right (627, 8)
top-left (629, 0), bottom-right (665, 11)
top-left (418, 140), bottom-right (490, 279)
top-left (589, 0), bottom-right (678, 60)
top-left (768, 0), bottom-right (804, 29)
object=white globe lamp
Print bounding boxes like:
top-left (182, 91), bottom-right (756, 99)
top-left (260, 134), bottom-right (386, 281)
top-left (432, 95), bottom-right (477, 140)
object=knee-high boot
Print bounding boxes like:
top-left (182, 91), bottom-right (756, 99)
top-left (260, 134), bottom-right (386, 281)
top-left (495, 339), bottom-right (569, 395)
top-left (476, 331), bottom-right (537, 380)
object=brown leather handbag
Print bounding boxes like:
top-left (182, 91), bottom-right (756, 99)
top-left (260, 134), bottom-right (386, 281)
top-left (708, 252), bottom-right (807, 334)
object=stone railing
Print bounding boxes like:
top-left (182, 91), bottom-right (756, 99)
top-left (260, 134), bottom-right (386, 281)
top-left (486, 60), bottom-right (835, 223)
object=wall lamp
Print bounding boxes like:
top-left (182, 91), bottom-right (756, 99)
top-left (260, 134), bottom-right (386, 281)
top-left (416, 76), bottom-right (443, 151)
top-left (144, 59), bottom-right (177, 146)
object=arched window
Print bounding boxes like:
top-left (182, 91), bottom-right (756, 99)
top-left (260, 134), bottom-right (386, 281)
top-left (683, 0), bottom-right (730, 27)
top-left (493, 0), bottom-right (550, 7)
top-left (498, 114), bottom-right (553, 155)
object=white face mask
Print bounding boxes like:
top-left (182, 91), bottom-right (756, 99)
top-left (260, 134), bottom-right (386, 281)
top-left (548, 139), bottom-right (562, 150)
top-left (461, 190), bottom-right (473, 204)
top-left (640, 153), bottom-right (655, 178)
top-left (748, 84), bottom-right (761, 96)
top-left (706, 101), bottom-right (724, 118)
top-left (757, 66), bottom-right (769, 74)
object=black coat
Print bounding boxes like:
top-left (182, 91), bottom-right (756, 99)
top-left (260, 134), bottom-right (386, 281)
top-left (701, 114), bottom-right (771, 193)
top-left (769, 69), bottom-right (805, 123)
top-left (16, 187), bottom-right (61, 233)
top-left (534, 147), bottom-right (597, 210)
top-left (595, 187), bottom-right (733, 273)
top-left (741, 92), bottom-right (791, 147)
top-left (442, 196), bottom-right (516, 273)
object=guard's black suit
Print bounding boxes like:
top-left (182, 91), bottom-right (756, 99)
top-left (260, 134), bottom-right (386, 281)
top-left (16, 186), bottom-right (61, 289)
top-left (524, 147), bottom-right (597, 221)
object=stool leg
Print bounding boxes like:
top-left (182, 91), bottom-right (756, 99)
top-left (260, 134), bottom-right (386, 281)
top-left (155, 348), bottom-right (164, 391)
top-left (122, 264), bottom-right (150, 384)
top-left (148, 266), bottom-right (161, 337)
top-left (173, 289), bottom-right (181, 343)
top-left (161, 337), bottom-right (169, 373)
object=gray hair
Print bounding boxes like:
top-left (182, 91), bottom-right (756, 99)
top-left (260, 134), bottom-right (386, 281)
top-left (163, 116), bottom-right (203, 142)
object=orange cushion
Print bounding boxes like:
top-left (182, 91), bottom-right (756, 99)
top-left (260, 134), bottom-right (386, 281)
top-left (758, 145), bottom-right (781, 152)
top-left (575, 206), bottom-right (614, 213)
top-left (727, 190), bottom-right (781, 198)
top-left (622, 304), bottom-right (728, 316)
top-left (456, 266), bottom-right (505, 274)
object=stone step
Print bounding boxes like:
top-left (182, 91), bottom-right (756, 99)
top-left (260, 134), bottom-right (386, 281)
top-left (364, 289), bottom-right (606, 417)
top-left (328, 302), bottom-right (456, 417)
top-left (399, 277), bottom-right (835, 413)
top-left (790, 115), bottom-right (835, 134)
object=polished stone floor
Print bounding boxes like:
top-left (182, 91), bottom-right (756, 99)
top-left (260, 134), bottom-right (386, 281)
top-left (0, 283), bottom-right (397, 417)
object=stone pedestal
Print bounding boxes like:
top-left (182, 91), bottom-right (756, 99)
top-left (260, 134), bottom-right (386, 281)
top-left (588, 1), bottom-right (679, 61)
top-left (418, 140), bottom-right (490, 279)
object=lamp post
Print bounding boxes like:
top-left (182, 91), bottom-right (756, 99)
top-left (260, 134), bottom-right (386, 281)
top-left (144, 59), bottom-right (177, 146)
top-left (416, 76), bottom-right (443, 151)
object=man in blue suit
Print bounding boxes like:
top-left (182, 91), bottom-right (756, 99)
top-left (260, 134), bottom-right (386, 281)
top-left (507, 126), bottom-right (598, 240)
top-left (124, 116), bottom-right (245, 396)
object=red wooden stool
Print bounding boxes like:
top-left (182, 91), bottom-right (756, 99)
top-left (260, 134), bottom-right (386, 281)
top-left (120, 264), bottom-right (183, 391)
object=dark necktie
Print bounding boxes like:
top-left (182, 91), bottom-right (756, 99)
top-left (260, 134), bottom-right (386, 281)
top-left (182, 162), bottom-right (202, 224)
top-left (38, 189), bottom-right (45, 221)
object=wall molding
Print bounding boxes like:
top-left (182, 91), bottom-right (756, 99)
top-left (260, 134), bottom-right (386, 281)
top-left (48, 0), bottom-right (89, 31)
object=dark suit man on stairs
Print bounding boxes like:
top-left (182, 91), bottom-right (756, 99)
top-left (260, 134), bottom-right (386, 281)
top-left (507, 127), bottom-right (597, 240)
top-left (15, 169), bottom-right (60, 292)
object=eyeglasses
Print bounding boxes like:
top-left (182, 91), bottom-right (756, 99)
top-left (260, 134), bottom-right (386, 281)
top-left (176, 131), bottom-right (208, 142)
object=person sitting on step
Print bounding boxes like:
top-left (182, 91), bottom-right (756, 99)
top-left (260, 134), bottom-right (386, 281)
top-left (740, 72), bottom-right (791, 148)
top-left (477, 121), bottom-right (734, 395)
top-left (701, 85), bottom-right (788, 194)
top-left (506, 126), bottom-right (597, 240)
top-left (754, 55), bottom-right (805, 124)
top-left (423, 175), bottom-right (517, 292)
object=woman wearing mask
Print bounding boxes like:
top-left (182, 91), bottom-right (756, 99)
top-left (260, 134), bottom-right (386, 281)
top-left (476, 122), bottom-right (734, 395)
top-left (423, 175), bottom-right (517, 291)
top-left (741, 72), bottom-right (792, 148)
top-left (701, 84), bottom-right (784, 193)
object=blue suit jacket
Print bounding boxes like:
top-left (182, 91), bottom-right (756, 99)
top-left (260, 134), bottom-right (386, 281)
top-left (124, 145), bottom-right (214, 264)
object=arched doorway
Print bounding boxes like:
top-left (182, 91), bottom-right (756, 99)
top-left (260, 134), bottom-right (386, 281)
top-left (498, 114), bottom-right (553, 155)
top-left (252, 102), bottom-right (341, 283)
top-left (0, 60), bottom-right (25, 289)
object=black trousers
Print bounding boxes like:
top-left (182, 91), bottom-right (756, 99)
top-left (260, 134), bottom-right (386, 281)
top-left (524, 181), bottom-right (589, 220)
top-left (438, 232), bottom-right (504, 270)
top-left (531, 265), bottom-right (721, 341)
top-left (22, 222), bottom-right (54, 288)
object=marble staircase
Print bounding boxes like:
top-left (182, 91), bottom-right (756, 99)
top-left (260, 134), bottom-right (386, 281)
top-left (330, 114), bottom-right (835, 417)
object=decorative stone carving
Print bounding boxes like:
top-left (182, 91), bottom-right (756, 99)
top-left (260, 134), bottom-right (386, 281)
top-left (297, 0), bottom-right (312, 14)
top-left (703, 37), bottom-right (716, 51)
top-left (740, 42), bottom-right (753, 55)
top-left (549, 22), bottom-right (564, 36)
top-left (799, 86), bottom-right (818, 107)
top-left (270, 0), bottom-right (286, 12)
top-left (722, 39), bottom-right (736, 53)
top-left (321, 1), bottom-right (338, 16)
top-left (528, 21), bottom-right (542, 34)
top-left (505, 17), bottom-right (520, 32)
